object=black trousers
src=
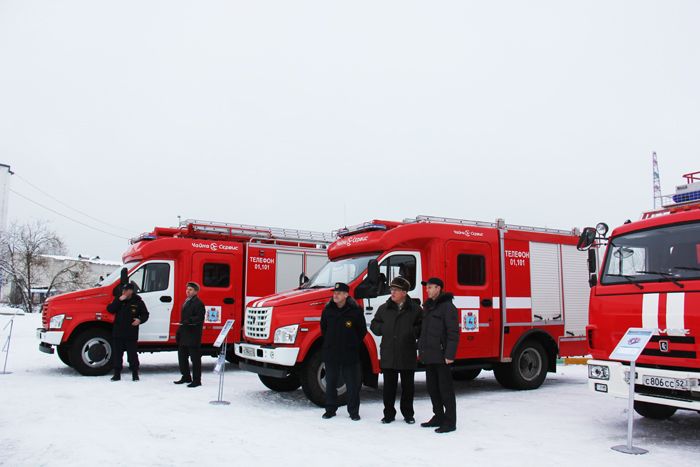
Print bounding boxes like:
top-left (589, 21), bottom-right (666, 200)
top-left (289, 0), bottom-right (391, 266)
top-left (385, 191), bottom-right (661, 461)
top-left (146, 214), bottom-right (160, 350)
top-left (382, 369), bottom-right (415, 419)
top-left (178, 345), bottom-right (202, 382)
top-left (425, 363), bottom-right (456, 428)
top-left (113, 338), bottom-right (139, 373)
top-left (324, 361), bottom-right (361, 416)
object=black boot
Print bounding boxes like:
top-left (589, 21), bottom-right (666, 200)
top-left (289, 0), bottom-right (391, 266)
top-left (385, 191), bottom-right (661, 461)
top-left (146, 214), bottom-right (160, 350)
top-left (132, 370), bottom-right (139, 381)
top-left (110, 372), bottom-right (121, 381)
top-left (174, 376), bottom-right (192, 385)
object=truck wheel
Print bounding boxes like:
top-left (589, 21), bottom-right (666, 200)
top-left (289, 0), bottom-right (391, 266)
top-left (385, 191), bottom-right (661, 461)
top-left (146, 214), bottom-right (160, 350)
top-left (259, 374), bottom-right (302, 392)
top-left (69, 328), bottom-right (113, 376)
top-left (452, 368), bottom-right (481, 381)
top-left (495, 340), bottom-right (548, 390)
top-left (300, 348), bottom-right (347, 407)
top-left (225, 346), bottom-right (239, 364)
top-left (634, 401), bottom-right (677, 420)
top-left (57, 344), bottom-right (72, 367)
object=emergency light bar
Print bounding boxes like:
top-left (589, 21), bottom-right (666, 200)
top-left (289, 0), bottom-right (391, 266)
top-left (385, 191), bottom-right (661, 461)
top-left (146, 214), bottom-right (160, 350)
top-left (335, 222), bottom-right (389, 238)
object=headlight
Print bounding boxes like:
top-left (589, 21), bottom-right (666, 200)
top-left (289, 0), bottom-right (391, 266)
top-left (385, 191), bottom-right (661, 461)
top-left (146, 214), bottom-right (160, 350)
top-left (588, 364), bottom-right (610, 380)
top-left (274, 325), bottom-right (299, 344)
top-left (49, 314), bottom-right (65, 329)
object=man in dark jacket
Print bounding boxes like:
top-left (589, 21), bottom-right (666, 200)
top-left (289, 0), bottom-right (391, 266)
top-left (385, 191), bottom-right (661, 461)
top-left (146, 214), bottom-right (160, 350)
top-left (320, 282), bottom-right (367, 421)
top-left (174, 281), bottom-right (206, 388)
top-left (370, 276), bottom-right (422, 424)
top-left (417, 277), bottom-right (459, 433)
top-left (106, 281), bottom-right (149, 381)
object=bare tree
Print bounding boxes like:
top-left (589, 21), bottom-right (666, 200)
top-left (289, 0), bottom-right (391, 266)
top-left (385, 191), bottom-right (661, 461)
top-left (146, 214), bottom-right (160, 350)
top-left (0, 221), bottom-right (68, 313)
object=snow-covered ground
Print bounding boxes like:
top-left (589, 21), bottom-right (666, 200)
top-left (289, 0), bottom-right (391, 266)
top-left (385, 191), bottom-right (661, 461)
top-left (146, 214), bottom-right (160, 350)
top-left (1, 312), bottom-right (699, 467)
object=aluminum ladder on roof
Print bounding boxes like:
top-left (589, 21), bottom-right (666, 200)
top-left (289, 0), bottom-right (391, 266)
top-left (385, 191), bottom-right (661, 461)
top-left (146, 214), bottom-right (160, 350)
top-left (180, 219), bottom-right (336, 244)
top-left (407, 214), bottom-right (579, 236)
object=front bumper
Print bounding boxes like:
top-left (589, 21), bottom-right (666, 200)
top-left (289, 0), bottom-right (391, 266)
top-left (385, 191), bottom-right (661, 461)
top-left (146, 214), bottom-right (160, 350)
top-left (36, 328), bottom-right (64, 346)
top-left (234, 342), bottom-right (299, 366)
top-left (588, 359), bottom-right (700, 410)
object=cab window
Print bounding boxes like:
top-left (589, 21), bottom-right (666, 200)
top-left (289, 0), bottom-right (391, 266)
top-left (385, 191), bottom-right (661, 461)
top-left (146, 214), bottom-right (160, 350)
top-left (129, 263), bottom-right (170, 293)
top-left (378, 255), bottom-right (417, 294)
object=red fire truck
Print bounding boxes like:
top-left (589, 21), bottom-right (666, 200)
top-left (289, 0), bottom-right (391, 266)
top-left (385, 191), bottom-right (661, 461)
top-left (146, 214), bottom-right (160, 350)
top-left (235, 215), bottom-right (591, 406)
top-left (581, 171), bottom-right (700, 419)
top-left (36, 219), bottom-right (332, 376)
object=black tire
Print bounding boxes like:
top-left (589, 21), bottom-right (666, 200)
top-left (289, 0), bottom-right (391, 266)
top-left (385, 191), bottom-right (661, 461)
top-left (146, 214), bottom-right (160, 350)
top-left (57, 344), bottom-right (72, 367)
top-left (493, 364), bottom-right (515, 389)
top-left (634, 401), bottom-right (677, 420)
top-left (259, 374), bottom-right (302, 392)
top-left (225, 347), bottom-right (239, 364)
top-left (452, 368), bottom-right (481, 381)
top-left (300, 348), bottom-right (347, 407)
top-left (69, 328), bottom-right (113, 376)
top-left (495, 340), bottom-right (549, 390)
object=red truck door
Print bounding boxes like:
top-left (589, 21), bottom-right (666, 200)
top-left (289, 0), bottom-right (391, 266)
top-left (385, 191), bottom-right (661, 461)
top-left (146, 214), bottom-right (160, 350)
top-left (445, 240), bottom-right (499, 358)
top-left (188, 251), bottom-right (244, 345)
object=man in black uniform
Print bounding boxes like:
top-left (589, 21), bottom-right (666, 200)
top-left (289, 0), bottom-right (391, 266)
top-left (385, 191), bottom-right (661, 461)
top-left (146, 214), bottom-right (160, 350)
top-left (417, 277), bottom-right (459, 433)
top-left (106, 282), bottom-right (149, 381)
top-left (320, 282), bottom-right (367, 421)
top-left (174, 281), bottom-right (206, 388)
top-left (370, 276), bottom-right (422, 424)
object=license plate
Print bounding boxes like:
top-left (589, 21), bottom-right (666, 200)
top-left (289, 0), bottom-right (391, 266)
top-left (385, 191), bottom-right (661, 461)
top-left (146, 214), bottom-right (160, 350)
top-left (241, 346), bottom-right (256, 358)
top-left (642, 375), bottom-right (689, 391)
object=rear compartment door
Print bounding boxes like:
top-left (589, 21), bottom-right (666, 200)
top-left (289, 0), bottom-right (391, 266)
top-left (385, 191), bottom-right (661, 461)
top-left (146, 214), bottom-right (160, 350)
top-left (190, 251), bottom-right (244, 345)
top-left (445, 241), bottom-right (498, 358)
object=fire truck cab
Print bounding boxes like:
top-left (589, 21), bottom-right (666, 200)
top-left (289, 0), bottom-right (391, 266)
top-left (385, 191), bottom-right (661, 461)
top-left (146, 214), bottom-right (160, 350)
top-left (581, 171), bottom-right (700, 419)
top-left (236, 214), bottom-right (590, 406)
top-left (36, 220), bottom-right (331, 376)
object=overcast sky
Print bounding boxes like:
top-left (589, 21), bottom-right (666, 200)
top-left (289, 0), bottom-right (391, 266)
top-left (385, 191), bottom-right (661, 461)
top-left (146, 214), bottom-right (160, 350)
top-left (0, 1), bottom-right (697, 262)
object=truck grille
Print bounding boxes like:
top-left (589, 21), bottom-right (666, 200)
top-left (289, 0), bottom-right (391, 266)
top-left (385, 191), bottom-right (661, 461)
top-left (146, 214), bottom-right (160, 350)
top-left (244, 307), bottom-right (272, 340)
top-left (41, 303), bottom-right (48, 328)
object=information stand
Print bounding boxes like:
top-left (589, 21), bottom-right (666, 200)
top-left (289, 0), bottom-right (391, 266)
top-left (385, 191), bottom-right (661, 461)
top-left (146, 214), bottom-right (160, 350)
top-left (210, 319), bottom-right (235, 406)
top-left (1, 309), bottom-right (18, 375)
top-left (609, 328), bottom-right (654, 455)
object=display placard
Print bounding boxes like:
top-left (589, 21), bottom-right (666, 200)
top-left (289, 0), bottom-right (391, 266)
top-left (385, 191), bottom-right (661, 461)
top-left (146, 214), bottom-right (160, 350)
top-left (213, 319), bottom-right (235, 348)
top-left (609, 328), bottom-right (654, 362)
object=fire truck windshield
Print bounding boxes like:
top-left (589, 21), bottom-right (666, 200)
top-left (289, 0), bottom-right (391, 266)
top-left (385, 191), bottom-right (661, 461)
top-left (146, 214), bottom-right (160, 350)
top-left (301, 254), bottom-right (378, 289)
top-left (601, 221), bottom-right (700, 285)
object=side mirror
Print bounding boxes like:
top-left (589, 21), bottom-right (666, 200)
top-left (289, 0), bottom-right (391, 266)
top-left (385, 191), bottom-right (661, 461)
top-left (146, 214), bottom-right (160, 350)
top-left (577, 227), bottom-right (597, 251)
top-left (589, 273), bottom-right (598, 288)
top-left (354, 259), bottom-right (380, 299)
top-left (588, 249), bottom-right (597, 274)
top-left (299, 273), bottom-right (309, 287)
top-left (113, 267), bottom-right (129, 297)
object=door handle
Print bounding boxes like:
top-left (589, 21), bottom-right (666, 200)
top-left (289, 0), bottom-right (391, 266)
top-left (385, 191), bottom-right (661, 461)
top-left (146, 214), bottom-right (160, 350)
top-left (223, 298), bottom-right (235, 305)
top-left (160, 296), bottom-right (172, 303)
top-left (481, 298), bottom-right (493, 307)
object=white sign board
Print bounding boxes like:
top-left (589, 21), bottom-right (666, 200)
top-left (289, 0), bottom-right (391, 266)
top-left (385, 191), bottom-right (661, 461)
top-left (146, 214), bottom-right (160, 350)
top-left (609, 328), bottom-right (654, 362)
top-left (213, 319), bottom-right (235, 348)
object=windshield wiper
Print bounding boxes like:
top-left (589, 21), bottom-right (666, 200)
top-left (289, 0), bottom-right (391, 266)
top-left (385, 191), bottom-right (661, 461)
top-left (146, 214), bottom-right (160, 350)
top-left (636, 270), bottom-right (685, 289)
top-left (672, 266), bottom-right (700, 271)
top-left (605, 274), bottom-right (644, 289)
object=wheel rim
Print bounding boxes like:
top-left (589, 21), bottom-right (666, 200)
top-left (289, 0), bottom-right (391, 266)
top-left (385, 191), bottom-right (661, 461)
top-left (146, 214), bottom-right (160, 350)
top-left (317, 362), bottom-right (347, 395)
top-left (81, 337), bottom-right (111, 368)
top-left (518, 347), bottom-right (542, 382)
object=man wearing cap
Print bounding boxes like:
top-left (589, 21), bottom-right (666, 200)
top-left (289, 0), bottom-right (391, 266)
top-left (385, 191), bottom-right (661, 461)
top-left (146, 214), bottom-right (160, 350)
top-left (320, 282), bottom-right (367, 421)
top-left (370, 276), bottom-right (422, 424)
top-left (174, 282), bottom-right (206, 388)
top-left (418, 277), bottom-right (459, 433)
top-left (106, 281), bottom-right (149, 381)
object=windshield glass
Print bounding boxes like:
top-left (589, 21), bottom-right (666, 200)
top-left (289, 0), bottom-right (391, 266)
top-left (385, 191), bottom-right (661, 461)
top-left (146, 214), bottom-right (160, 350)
top-left (601, 221), bottom-right (700, 285)
top-left (301, 254), bottom-right (378, 288)
top-left (98, 261), bottom-right (140, 286)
